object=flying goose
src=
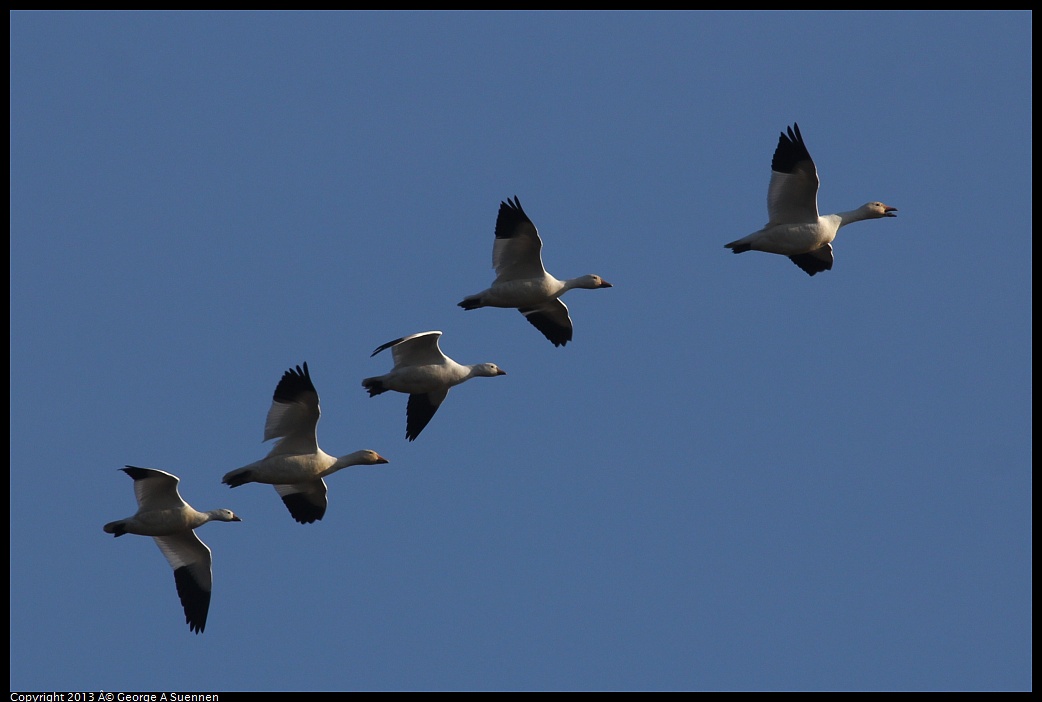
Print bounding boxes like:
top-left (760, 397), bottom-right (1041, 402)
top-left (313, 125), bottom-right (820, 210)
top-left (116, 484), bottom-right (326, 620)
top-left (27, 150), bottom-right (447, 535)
top-left (222, 362), bottom-right (389, 524)
top-left (459, 196), bottom-right (612, 346)
top-left (725, 123), bottom-right (896, 275)
top-left (104, 466), bottom-right (241, 634)
top-left (362, 331), bottom-right (506, 441)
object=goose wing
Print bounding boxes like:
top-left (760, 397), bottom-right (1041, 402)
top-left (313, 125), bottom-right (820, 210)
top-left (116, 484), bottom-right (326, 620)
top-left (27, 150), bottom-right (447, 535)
top-left (152, 530), bottom-right (213, 634)
top-left (519, 299), bottom-right (573, 347)
top-left (371, 331), bottom-right (449, 368)
top-left (264, 363), bottom-right (320, 456)
top-left (788, 244), bottom-right (834, 276)
top-left (492, 196), bottom-right (547, 282)
top-left (767, 123), bottom-right (820, 226)
top-left (406, 388), bottom-right (449, 441)
top-left (273, 480), bottom-right (328, 524)
top-left (122, 466), bottom-right (187, 512)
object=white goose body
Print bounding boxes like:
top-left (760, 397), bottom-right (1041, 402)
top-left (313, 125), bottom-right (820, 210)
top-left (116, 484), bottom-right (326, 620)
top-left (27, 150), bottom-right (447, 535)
top-left (222, 363), bottom-right (388, 524)
top-left (725, 123), bottom-right (896, 276)
top-left (362, 331), bottom-right (506, 441)
top-left (113, 504), bottom-right (226, 536)
top-left (104, 466), bottom-right (241, 634)
top-left (468, 273), bottom-right (565, 308)
top-left (229, 449), bottom-right (381, 486)
top-left (459, 196), bottom-right (611, 346)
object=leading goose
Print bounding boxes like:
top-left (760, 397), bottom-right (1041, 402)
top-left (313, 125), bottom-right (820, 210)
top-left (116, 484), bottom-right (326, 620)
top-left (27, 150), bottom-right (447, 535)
top-left (362, 331), bottom-right (506, 441)
top-left (725, 123), bottom-right (896, 275)
top-left (104, 466), bottom-right (241, 634)
top-left (459, 196), bottom-right (612, 346)
top-left (222, 362), bottom-right (389, 524)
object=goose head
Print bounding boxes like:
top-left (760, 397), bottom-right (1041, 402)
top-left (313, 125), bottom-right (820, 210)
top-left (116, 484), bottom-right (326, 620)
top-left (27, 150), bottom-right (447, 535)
top-left (864, 202), bottom-right (898, 218)
top-left (577, 274), bottom-right (613, 289)
top-left (474, 363), bottom-right (507, 378)
top-left (355, 449), bottom-right (390, 466)
top-left (326, 449), bottom-right (389, 475)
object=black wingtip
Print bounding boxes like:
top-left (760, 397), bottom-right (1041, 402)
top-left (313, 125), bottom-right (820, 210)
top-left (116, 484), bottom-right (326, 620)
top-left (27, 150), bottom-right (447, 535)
top-left (405, 393), bottom-right (438, 441)
top-left (788, 253), bottom-right (831, 276)
top-left (280, 493), bottom-right (324, 524)
top-left (772, 122), bottom-right (812, 174)
top-left (272, 362), bottom-right (315, 403)
top-left (121, 466), bottom-right (153, 481)
top-left (370, 335), bottom-right (407, 357)
top-left (518, 308), bottom-right (572, 347)
top-left (172, 566), bottom-right (209, 634)
top-left (495, 196), bottom-right (533, 238)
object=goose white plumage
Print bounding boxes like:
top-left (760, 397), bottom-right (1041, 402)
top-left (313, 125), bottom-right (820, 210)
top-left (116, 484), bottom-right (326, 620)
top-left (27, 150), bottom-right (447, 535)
top-left (362, 331), bottom-right (506, 441)
top-left (222, 362), bottom-right (389, 524)
top-left (725, 123), bottom-right (897, 275)
top-left (458, 196), bottom-right (612, 346)
top-left (104, 466), bottom-right (241, 634)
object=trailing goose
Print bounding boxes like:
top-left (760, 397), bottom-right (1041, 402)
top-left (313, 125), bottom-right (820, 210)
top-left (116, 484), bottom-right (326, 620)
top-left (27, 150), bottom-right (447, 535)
top-left (222, 363), bottom-right (389, 524)
top-left (362, 331), bottom-right (506, 441)
top-left (725, 123), bottom-right (896, 275)
top-left (104, 466), bottom-right (241, 634)
top-left (459, 196), bottom-right (612, 346)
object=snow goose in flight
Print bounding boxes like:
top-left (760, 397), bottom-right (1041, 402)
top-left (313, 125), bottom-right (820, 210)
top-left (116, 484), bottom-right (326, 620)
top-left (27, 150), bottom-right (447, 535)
top-left (222, 362), bottom-right (389, 524)
top-left (362, 331), bottom-right (506, 441)
top-left (104, 466), bottom-right (241, 634)
top-left (725, 123), bottom-right (897, 276)
top-left (458, 196), bottom-right (612, 346)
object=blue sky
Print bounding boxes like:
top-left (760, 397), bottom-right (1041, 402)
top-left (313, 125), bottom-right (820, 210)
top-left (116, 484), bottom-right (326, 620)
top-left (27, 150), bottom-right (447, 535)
top-left (10, 11), bottom-right (1031, 692)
